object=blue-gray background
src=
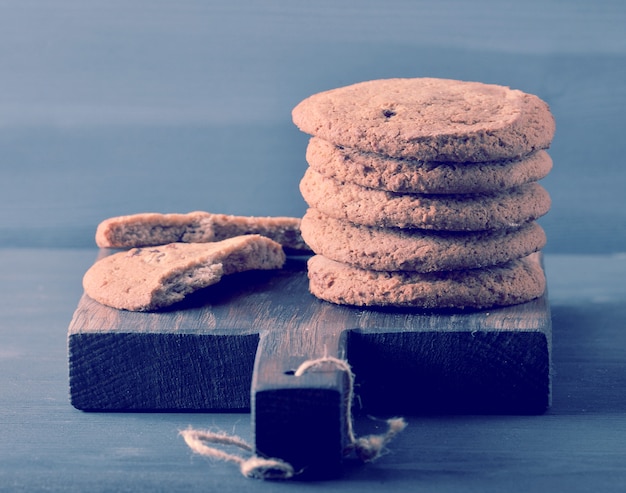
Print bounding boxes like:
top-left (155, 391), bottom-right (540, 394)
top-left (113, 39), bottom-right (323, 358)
top-left (1, 0), bottom-right (624, 253)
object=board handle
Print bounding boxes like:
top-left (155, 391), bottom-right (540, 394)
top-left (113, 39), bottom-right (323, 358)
top-left (251, 323), bottom-right (350, 478)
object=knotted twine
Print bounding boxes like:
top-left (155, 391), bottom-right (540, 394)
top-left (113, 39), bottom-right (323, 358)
top-left (180, 355), bottom-right (407, 480)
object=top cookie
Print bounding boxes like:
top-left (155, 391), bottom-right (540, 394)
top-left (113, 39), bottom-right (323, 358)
top-left (292, 78), bottom-right (555, 162)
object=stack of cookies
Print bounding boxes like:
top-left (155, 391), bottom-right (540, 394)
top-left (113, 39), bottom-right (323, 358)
top-left (292, 78), bottom-right (555, 310)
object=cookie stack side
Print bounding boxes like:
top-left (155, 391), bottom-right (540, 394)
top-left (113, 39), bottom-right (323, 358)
top-left (292, 78), bottom-right (555, 310)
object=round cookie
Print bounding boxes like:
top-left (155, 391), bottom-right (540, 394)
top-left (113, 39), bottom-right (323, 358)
top-left (292, 78), bottom-right (555, 162)
top-left (300, 208), bottom-right (546, 272)
top-left (307, 254), bottom-right (546, 310)
top-left (299, 168), bottom-right (551, 231)
top-left (306, 137), bottom-right (553, 194)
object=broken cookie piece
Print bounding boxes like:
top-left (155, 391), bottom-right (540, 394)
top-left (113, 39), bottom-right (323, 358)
top-left (83, 235), bottom-right (286, 311)
top-left (95, 211), bottom-right (309, 252)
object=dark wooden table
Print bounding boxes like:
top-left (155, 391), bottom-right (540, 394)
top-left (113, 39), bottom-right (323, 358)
top-left (1, 1), bottom-right (626, 491)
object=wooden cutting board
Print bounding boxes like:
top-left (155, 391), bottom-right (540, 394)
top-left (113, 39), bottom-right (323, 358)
top-left (68, 252), bottom-right (551, 477)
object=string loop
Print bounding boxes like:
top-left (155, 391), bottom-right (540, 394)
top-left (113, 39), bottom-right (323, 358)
top-left (181, 355), bottom-right (406, 480)
top-left (180, 429), bottom-right (295, 480)
top-left (293, 355), bottom-right (407, 462)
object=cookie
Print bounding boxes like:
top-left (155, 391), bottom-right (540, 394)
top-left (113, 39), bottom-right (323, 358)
top-left (300, 208), bottom-right (546, 272)
top-left (292, 78), bottom-right (555, 162)
top-left (307, 253), bottom-right (546, 309)
top-left (300, 168), bottom-right (551, 231)
top-left (83, 235), bottom-right (286, 311)
top-left (306, 137), bottom-right (553, 194)
top-left (95, 211), bottom-right (308, 252)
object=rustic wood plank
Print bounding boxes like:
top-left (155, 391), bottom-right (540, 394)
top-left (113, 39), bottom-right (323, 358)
top-left (348, 279), bottom-right (552, 415)
top-left (68, 256), bottom-right (310, 411)
top-left (68, 252), bottom-right (551, 475)
top-left (251, 306), bottom-right (351, 477)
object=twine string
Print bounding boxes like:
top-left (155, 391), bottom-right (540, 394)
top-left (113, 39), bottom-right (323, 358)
top-left (294, 355), bottom-right (407, 462)
top-left (180, 428), bottom-right (295, 480)
top-left (180, 355), bottom-right (406, 480)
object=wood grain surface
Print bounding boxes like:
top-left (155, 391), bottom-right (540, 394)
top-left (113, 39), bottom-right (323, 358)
top-left (68, 252), bottom-right (551, 475)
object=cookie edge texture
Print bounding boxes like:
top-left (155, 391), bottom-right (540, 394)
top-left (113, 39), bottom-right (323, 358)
top-left (306, 137), bottom-right (553, 194)
top-left (300, 208), bottom-right (546, 272)
top-left (300, 167), bottom-right (551, 231)
top-left (307, 253), bottom-right (546, 310)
